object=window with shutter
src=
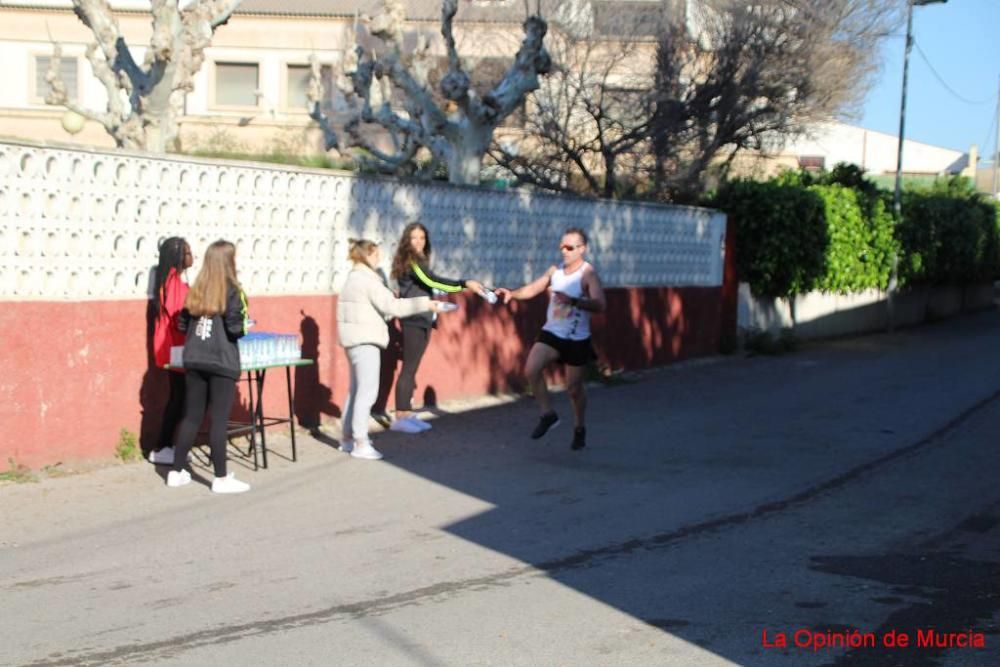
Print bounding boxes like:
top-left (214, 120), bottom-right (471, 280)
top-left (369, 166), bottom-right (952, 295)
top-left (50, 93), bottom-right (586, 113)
top-left (35, 55), bottom-right (78, 101)
top-left (215, 62), bottom-right (259, 107)
top-left (286, 64), bottom-right (335, 112)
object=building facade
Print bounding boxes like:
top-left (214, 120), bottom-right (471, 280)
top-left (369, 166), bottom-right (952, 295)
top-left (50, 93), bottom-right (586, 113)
top-left (745, 121), bottom-right (975, 180)
top-left (0, 0), bottom-right (552, 154)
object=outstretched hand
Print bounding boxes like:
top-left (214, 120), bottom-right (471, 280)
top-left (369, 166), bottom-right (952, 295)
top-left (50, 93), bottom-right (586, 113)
top-left (494, 287), bottom-right (513, 304)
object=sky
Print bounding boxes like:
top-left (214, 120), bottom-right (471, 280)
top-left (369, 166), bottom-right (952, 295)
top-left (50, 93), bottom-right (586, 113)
top-left (858, 0), bottom-right (999, 157)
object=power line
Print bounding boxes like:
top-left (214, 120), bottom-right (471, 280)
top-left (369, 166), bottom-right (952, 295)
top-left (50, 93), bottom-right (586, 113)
top-left (913, 40), bottom-right (995, 106)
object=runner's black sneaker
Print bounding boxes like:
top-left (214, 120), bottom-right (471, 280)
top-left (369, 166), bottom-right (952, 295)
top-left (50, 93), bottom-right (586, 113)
top-left (570, 426), bottom-right (586, 450)
top-left (530, 411), bottom-right (560, 439)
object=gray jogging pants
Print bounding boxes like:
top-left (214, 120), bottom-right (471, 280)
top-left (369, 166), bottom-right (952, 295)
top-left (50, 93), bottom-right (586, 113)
top-left (343, 344), bottom-right (381, 444)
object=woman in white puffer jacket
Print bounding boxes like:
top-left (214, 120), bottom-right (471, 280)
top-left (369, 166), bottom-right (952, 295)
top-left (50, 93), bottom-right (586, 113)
top-left (336, 238), bottom-right (451, 460)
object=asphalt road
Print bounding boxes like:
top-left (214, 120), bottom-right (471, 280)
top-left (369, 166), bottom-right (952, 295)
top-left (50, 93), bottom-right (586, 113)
top-left (2, 310), bottom-right (998, 666)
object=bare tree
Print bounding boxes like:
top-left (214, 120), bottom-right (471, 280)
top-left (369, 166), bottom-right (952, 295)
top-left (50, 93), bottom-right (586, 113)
top-left (309, 0), bottom-right (552, 186)
top-left (488, 3), bottom-right (657, 198)
top-left (650, 0), bottom-right (900, 199)
top-left (46, 0), bottom-right (242, 152)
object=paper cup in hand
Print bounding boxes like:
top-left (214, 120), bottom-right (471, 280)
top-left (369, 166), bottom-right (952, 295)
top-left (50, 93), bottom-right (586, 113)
top-left (437, 302), bottom-right (459, 312)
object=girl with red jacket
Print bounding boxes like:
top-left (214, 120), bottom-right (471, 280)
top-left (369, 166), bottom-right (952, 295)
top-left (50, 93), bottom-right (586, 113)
top-left (149, 237), bottom-right (192, 466)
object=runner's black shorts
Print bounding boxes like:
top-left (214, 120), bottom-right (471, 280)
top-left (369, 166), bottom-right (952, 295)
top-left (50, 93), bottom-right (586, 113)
top-left (537, 330), bottom-right (596, 367)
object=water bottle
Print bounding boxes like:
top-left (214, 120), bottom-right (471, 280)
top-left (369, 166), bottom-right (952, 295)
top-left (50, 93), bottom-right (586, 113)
top-left (479, 288), bottom-right (498, 305)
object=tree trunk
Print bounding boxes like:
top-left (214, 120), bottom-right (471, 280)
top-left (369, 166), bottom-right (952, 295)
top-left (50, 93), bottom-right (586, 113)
top-left (140, 102), bottom-right (182, 152)
top-left (446, 150), bottom-right (482, 186)
top-left (138, 57), bottom-right (182, 153)
top-left (142, 124), bottom-right (166, 153)
top-left (445, 121), bottom-right (492, 185)
top-left (602, 152), bottom-right (617, 199)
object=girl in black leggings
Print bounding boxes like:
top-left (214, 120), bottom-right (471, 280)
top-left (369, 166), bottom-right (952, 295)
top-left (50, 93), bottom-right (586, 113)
top-left (168, 240), bottom-right (250, 494)
top-left (389, 222), bottom-right (485, 433)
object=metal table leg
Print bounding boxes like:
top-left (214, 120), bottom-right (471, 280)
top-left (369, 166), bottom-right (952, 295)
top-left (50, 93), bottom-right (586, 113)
top-left (286, 365), bottom-right (297, 462)
top-left (255, 369), bottom-right (268, 469)
top-left (246, 371), bottom-right (259, 471)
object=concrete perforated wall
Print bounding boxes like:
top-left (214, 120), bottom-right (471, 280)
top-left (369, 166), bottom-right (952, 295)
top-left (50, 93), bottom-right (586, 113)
top-left (0, 139), bottom-right (724, 301)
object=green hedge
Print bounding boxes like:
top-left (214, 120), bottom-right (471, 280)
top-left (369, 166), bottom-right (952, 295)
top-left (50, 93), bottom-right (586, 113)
top-left (714, 180), bottom-right (827, 298)
top-left (899, 179), bottom-right (1000, 286)
top-left (810, 184), bottom-right (894, 294)
top-left (716, 169), bottom-right (999, 298)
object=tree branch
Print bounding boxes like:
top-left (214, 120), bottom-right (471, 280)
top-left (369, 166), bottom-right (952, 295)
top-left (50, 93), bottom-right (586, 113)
top-left (307, 55), bottom-right (340, 151)
top-left (380, 53), bottom-right (450, 129)
top-left (438, 0), bottom-right (471, 106)
top-left (366, 0), bottom-right (406, 50)
top-left (315, 0), bottom-right (551, 184)
top-left (44, 43), bottom-right (116, 131)
top-left (82, 42), bottom-right (132, 124)
top-left (181, 0), bottom-right (243, 87)
top-left (194, 0), bottom-right (244, 29)
top-left (344, 117), bottom-right (421, 172)
top-left (481, 15), bottom-right (551, 124)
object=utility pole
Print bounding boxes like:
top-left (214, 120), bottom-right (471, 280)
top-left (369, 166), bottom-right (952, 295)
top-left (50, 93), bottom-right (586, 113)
top-left (887, 0), bottom-right (948, 332)
top-left (993, 75), bottom-right (999, 198)
top-left (892, 3), bottom-right (917, 225)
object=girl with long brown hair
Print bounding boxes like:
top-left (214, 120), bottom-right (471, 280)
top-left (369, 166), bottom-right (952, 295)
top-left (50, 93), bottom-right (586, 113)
top-left (389, 222), bottom-right (486, 433)
top-left (168, 240), bottom-right (251, 493)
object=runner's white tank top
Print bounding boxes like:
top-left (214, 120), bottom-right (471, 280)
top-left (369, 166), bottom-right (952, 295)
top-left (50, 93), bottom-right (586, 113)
top-left (543, 262), bottom-right (591, 341)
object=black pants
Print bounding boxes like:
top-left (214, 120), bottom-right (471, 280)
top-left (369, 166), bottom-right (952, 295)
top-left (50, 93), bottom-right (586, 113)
top-left (395, 324), bottom-right (431, 412)
top-left (156, 371), bottom-right (186, 451)
top-left (172, 370), bottom-right (236, 478)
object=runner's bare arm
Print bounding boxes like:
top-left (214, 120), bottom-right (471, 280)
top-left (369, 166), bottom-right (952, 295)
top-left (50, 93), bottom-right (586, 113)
top-left (496, 266), bottom-right (557, 304)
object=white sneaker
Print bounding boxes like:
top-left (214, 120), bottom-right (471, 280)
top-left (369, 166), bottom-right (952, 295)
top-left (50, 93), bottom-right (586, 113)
top-left (211, 473), bottom-right (250, 494)
top-left (408, 416), bottom-right (433, 432)
top-left (166, 469), bottom-right (191, 487)
top-left (338, 440), bottom-right (354, 454)
top-left (350, 441), bottom-right (383, 460)
top-left (389, 417), bottom-right (423, 434)
top-left (149, 447), bottom-right (175, 465)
